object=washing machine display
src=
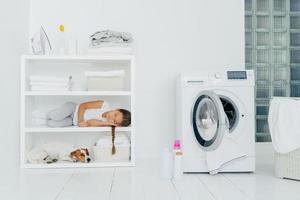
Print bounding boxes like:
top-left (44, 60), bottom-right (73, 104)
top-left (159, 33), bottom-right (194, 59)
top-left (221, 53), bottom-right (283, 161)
top-left (192, 91), bottom-right (227, 151)
top-left (227, 71), bottom-right (247, 79)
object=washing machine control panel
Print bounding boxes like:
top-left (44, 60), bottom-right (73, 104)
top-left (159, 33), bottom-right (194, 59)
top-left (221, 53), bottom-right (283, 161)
top-left (227, 71), bottom-right (247, 80)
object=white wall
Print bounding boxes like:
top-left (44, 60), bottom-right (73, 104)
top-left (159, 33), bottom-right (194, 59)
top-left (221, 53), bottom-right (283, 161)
top-left (0, 0), bottom-right (29, 169)
top-left (30, 0), bottom-right (244, 158)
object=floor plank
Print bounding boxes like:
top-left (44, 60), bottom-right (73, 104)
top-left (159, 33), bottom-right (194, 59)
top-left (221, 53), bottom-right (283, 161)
top-left (137, 159), bottom-right (180, 200)
top-left (223, 156), bottom-right (300, 200)
top-left (19, 169), bottom-right (75, 200)
top-left (196, 174), bottom-right (251, 200)
top-left (56, 168), bottom-right (114, 200)
top-left (109, 167), bottom-right (145, 200)
top-left (172, 174), bottom-right (214, 200)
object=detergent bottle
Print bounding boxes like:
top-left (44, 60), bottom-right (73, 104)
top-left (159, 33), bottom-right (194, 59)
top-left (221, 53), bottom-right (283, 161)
top-left (173, 139), bottom-right (183, 180)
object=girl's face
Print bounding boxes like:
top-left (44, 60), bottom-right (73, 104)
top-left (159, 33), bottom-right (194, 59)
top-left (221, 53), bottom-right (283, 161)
top-left (106, 110), bottom-right (123, 125)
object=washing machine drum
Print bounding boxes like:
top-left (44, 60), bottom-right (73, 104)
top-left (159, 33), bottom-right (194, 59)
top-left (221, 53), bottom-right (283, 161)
top-left (192, 91), bottom-right (229, 151)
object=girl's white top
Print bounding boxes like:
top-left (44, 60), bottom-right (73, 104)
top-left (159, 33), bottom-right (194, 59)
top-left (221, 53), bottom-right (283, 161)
top-left (73, 101), bottom-right (110, 125)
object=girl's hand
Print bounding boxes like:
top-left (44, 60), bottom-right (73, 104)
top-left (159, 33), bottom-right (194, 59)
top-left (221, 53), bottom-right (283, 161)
top-left (106, 121), bottom-right (118, 127)
top-left (78, 121), bottom-right (88, 127)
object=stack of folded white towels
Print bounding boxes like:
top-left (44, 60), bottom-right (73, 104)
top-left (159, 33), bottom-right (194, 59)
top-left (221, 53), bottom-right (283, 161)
top-left (88, 30), bottom-right (133, 54)
top-left (30, 76), bottom-right (73, 91)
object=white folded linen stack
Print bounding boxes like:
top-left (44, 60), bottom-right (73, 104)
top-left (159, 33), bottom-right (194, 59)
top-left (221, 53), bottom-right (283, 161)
top-left (30, 76), bottom-right (73, 91)
top-left (88, 30), bottom-right (133, 55)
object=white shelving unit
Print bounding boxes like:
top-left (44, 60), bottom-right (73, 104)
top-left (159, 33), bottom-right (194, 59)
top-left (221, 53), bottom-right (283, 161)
top-left (20, 55), bottom-right (135, 169)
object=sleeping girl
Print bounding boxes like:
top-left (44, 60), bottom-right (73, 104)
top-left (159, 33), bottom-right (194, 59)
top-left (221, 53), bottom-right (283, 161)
top-left (46, 100), bottom-right (131, 128)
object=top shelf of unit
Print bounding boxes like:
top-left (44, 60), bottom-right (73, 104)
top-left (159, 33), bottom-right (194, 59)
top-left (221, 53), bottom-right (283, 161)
top-left (24, 91), bottom-right (132, 96)
top-left (21, 54), bottom-right (134, 62)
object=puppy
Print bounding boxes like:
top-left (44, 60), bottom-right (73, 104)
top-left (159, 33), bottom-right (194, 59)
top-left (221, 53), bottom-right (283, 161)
top-left (27, 142), bottom-right (91, 164)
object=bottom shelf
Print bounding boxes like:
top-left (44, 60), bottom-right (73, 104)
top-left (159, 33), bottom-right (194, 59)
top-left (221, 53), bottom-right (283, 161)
top-left (22, 161), bottom-right (135, 169)
top-left (23, 130), bottom-right (134, 169)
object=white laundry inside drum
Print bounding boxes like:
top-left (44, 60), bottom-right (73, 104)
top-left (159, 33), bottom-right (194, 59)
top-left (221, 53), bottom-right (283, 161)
top-left (196, 98), bottom-right (218, 141)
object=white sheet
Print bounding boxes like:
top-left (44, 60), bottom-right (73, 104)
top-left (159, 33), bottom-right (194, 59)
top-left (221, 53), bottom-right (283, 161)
top-left (206, 131), bottom-right (246, 173)
top-left (268, 97), bottom-right (300, 153)
top-left (30, 76), bottom-right (71, 82)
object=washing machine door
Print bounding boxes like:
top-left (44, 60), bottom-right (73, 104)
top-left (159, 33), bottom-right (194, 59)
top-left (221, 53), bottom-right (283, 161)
top-left (191, 90), bottom-right (228, 151)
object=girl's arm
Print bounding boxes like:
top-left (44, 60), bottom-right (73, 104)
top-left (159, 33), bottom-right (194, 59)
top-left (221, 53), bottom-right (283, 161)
top-left (86, 119), bottom-right (116, 127)
top-left (78, 100), bottom-right (104, 126)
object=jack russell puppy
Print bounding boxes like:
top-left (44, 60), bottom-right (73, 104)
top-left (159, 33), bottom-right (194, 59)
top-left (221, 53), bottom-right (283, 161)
top-left (27, 142), bottom-right (91, 164)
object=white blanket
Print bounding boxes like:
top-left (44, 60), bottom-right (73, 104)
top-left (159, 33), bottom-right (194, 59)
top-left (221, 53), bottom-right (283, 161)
top-left (30, 76), bottom-right (71, 82)
top-left (268, 97), bottom-right (300, 153)
top-left (206, 130), bottom-right (246, 174)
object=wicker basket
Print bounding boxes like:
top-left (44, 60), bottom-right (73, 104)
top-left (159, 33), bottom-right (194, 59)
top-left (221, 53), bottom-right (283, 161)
top-left (274, 148), bottom-right (300, 180)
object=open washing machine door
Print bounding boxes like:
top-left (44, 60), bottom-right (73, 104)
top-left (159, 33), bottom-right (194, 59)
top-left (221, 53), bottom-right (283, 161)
top-left (191, 91), bottom-right (246, 174)
top-left (191, 90), bottom-right (227, 151)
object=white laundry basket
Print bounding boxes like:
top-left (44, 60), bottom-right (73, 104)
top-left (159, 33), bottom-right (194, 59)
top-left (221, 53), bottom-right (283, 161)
top-left (85, 70), bottom-right (125, 91)
top-left (275, 148), bottom-right (300, 180)
top-left (92, 133), bottom-right (130, 162)
top-left (269, 97), bottom-right (300, 180)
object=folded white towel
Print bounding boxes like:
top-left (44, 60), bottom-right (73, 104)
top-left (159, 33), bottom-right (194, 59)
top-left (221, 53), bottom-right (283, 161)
top-left (85, 70), bottom-right (125, 77)
top-left (30, 76), bottom-right (71, 83)
top-left (30, 81), bottom-right (70, 86)
top-left (268, 97), bottom-right (300, 153)
top-left (31, 86), bottom-right (70, 91)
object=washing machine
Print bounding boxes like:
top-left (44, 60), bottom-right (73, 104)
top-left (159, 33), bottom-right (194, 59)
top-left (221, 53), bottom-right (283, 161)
top-left (176, 70), bottom-right (255, 173)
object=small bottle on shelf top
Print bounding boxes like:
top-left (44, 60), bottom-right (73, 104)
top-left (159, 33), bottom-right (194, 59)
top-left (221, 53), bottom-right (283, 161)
top-left (56, 24), bottom-right (68, 55)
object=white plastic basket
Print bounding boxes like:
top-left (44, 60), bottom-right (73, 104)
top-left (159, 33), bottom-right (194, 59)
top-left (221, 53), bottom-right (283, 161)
top-left (92, 133), bottom-right (130, 162)
top-left (275, 148), bottom-right (300, 180)
top-left (85, 70), bottom-right (125, 91)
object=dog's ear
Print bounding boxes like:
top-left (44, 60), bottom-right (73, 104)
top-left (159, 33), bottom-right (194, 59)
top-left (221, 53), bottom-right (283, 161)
top-left (82, 148), bottom-right (89, 156)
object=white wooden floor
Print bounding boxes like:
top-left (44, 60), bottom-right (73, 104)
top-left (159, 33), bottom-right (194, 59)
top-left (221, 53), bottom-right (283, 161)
top-left (1, 144), bottom-right (300, 200)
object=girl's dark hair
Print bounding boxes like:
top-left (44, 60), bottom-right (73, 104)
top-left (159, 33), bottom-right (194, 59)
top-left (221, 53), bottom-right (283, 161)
top-left (119, 109), bottom-right (131, 127)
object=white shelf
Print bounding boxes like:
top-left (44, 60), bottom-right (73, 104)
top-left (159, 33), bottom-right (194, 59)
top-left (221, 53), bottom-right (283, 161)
top-left (22, 54), bottom-right (133, 62)
top-left (24, 91), bottom-right (131, 96)
top-left (20, 54), bottom-right (135, 169)
top-left (22, 161), bottom-right (134, 169)
top-left (24, 126), bottom-right (131, 133)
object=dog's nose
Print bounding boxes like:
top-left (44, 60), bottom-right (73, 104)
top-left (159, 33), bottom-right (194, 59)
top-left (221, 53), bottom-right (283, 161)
top-left (87, 158), bottom-right (91, 162)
